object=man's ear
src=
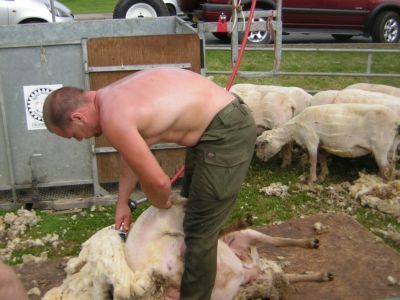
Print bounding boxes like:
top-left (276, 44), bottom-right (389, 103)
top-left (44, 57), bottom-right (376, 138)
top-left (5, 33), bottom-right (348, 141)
top-left (70, 111), bottom-right (84, 122)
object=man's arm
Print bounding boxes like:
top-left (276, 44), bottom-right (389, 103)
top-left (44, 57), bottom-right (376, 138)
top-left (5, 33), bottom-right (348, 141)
top-left (115, 156), bottom-right (138, 231)
top-left (104, 122), bottom-right (172, 209)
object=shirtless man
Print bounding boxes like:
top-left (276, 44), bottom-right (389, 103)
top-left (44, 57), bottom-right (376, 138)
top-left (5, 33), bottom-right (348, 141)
top-left (43, 67), bottom-right (256, 300)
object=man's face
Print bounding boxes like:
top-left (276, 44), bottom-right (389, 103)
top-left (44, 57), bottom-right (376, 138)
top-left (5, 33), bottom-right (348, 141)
top-left (51, 121), bottom-right (98, 141)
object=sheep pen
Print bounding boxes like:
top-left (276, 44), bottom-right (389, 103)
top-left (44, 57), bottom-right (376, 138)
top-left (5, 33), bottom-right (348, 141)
top-left (1, 83), bottom-right (400, 299)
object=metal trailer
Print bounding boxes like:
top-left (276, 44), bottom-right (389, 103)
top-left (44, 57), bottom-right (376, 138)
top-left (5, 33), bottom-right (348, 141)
top-left (0, 17), bottom-right (203, 208)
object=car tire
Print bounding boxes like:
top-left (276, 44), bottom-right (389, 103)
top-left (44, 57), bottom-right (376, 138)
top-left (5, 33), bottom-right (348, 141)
top-left (113, 0), bottom-right (170, 19)
top-left (331, 34), bottom-right (353, 41)
top-left (239, 8), bottom-right (272, 45)
top-left (166, 4), bottom-right (176, 16)
top-left (371, 11), bottom-right (400, 43)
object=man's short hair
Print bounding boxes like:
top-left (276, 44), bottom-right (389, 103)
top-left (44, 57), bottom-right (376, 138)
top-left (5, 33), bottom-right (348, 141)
top-left (43, 86), bottom-right (87, 130)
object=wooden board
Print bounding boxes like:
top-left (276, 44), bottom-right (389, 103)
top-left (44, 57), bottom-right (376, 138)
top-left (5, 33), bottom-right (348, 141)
top-left (86, 34), bottom-right (201, 183)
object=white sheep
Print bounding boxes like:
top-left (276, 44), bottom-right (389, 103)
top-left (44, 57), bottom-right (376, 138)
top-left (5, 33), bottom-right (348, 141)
top-left (230, 83), bottom-right (312, 167)
top-left (43, 194), bottom-right (333, 300)
top-left (344, 83), bottom-right (400, 97)
top-left (256, 104), bottom-right (400, 183)
top-left (230, 84), bottom-right (312, 118)
top-left (310, 89), bottom-right (400, 116)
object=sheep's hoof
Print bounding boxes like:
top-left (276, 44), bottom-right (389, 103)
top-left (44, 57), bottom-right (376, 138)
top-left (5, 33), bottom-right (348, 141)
top-left (323, 272), bottom-right (334, 281)
top-left (306, 178), bottom-right (317, 185)
top-left (244, 213), bottom-right (253, 226)
top-left (310, 238), bottom-right (319, 249)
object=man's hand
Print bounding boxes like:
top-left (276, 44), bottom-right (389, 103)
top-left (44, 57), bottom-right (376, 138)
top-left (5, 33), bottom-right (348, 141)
top-left (165, 195), bottom-right (173, 209)
top-left (115, 201), bottom-right (132, 232)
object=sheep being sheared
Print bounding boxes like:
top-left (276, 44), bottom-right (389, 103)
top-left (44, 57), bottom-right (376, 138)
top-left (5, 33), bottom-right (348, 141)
top-left (43, 194), bottom-right (333, 300)
top-left (256, 104), bottom-right (400, 183)
top-left (230, 83), bottom-right (312, 167)
top-left (344, 83), bottom-right (400, 97)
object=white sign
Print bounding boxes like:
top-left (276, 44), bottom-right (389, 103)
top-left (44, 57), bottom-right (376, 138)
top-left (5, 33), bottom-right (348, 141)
top-left (23, 84), bottom-right (62, 130)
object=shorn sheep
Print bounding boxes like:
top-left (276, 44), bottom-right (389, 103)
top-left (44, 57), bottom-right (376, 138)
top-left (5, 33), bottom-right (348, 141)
top-left (344, 83), bottom-right (400, 97)
top-left (256, 104), bottom-right (400, 183)
top-left (230, 83), bottom-right (312, 167)
top-left (43, 194), bottom-right (333, 300)
top-left (310, 89), bottom-right (400, 116)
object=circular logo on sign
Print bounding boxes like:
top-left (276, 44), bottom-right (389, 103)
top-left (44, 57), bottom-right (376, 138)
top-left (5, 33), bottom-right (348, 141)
top-left (26, 87), bottom-right (53, 122)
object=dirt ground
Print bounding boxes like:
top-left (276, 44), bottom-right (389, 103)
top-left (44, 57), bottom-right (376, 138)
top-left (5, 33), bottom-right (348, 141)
top-left (15, 212), bottom-right (400, 300)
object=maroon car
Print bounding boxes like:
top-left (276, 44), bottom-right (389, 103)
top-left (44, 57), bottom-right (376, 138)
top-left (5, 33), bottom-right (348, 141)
top-left (114, 0), bottom-right (400, 43)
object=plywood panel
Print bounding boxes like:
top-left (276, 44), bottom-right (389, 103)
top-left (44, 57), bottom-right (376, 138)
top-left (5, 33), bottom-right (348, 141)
top-left (87, 34), bottom-right (200, 183)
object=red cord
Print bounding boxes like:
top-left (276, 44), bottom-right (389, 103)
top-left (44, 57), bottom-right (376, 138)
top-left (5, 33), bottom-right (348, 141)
top-left (225, 0), bottom-right (257, 91)
top-left (170, 165), bottom-right (185, 184)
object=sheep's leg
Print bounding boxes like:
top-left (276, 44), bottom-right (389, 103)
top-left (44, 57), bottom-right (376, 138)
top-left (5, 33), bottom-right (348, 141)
top-left (236, 272), bottom-right (333, 300)
top-left (388, 136), bottom-right (400, 175)
top-left (219, 214), bottom-right (253, 237)
top-left (280, 142), bottom-right (293, 168)
top-left (239, 229), bottom-right (319, 249)
top-left (372, 146), bottom-right (392, 181)
top-left (318, 150), bottom-right (329, 181)
top-left (285, 271), bottom-right (334, 283)
top-left (307, 150), bottom-right (318, 184)
top-left (294, 125), bottom-right (319, 184)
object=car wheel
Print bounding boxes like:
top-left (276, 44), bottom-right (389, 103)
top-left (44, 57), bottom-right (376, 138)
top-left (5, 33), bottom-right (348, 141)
top-left (331, 34), bottom-right (353, 41)
top-left (166, 4), bottom-right (176, 16)
top-left (371, 11), bottom-right (400, 43)
top-left (20, 19), bottom-right (47, 24)
top-left (113, 0), bottom-right (170, 19)
top-left (239, 8), bottom-right (272, 44)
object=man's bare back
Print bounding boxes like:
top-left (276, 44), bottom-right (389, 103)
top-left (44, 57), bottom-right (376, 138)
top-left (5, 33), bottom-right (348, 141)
top-left (96, 68), bottom-right (234, 147)
top-left (43, 67), bottom-right (240, 232)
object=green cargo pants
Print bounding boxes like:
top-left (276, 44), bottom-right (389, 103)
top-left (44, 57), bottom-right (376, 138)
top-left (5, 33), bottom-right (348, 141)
top-left (179, 96), bottom-right (256, 300)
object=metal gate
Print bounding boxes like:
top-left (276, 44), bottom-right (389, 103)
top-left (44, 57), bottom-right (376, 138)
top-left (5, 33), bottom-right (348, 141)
top-left (0, 17), bottom-right (203, 206)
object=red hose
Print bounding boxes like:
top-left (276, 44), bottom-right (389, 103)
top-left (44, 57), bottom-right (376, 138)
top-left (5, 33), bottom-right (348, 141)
top-left (226, 0), bottom-right (257, 91)
top-left (170, 165), bottom-right (185, 184)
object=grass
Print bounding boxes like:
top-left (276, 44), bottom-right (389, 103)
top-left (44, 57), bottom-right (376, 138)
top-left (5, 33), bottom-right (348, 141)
top-left (59, 0), bottom-right (116, 14)
top-left (206, 49), bottom-right (400, 89)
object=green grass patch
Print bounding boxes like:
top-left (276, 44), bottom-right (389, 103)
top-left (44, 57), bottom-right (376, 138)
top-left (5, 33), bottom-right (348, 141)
top-left (59, 0), bottom-right (116, 14)
top-left (206, 49), bottom-right (400, 90)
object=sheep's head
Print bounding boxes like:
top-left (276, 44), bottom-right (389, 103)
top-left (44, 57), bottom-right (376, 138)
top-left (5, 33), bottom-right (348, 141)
top-left (255, 131), bottom-right (281, 161)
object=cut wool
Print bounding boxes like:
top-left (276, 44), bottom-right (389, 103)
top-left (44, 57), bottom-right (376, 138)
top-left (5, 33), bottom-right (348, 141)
top-left (259, 183), bottom-right (290, 198)
top-left (43, 226), bottom-right (138, 300)
top-left (371, 228), bottom-right (400, 245)
top-left (349, 173), bottom-right (400, 218)
top-left (0, 208), bottom-right (44, 261)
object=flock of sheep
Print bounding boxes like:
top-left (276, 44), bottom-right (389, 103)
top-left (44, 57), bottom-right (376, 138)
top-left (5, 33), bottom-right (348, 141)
top-left (230, 82), bottom-right (400, 183)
